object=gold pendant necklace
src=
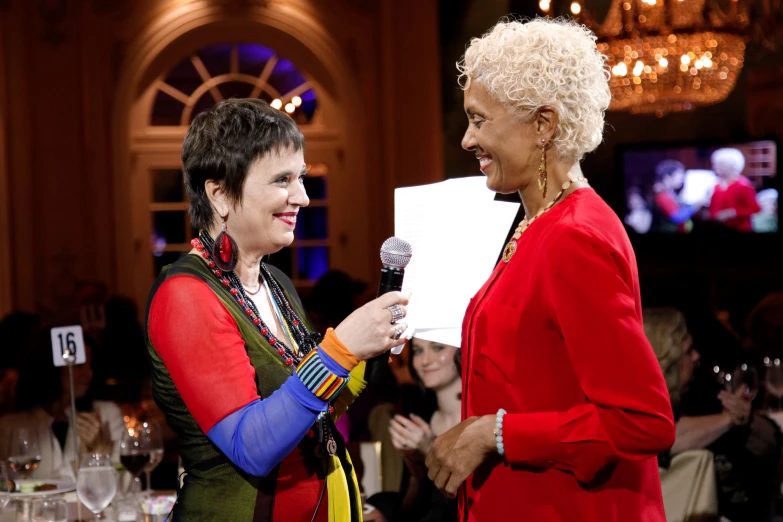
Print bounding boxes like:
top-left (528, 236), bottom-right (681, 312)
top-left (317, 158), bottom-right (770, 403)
top-left (502, 177), bottom-right (588, 264)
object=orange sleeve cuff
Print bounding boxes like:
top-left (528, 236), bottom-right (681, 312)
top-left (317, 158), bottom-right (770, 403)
top-left (319, 328), bottom-right (360, 371)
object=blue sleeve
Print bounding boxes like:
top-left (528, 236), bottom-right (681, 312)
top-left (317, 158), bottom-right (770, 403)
top-left (318, 349), bottom-right (350, 378)
top-left (206, 375), bottom-right (327, 477)
top-left (670, 205), bottom-right (697, 225)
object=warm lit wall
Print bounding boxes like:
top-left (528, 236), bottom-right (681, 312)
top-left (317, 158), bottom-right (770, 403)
top-left (0, 0), bottom-right (443, 319)
top-left (0, 7), bottom-right (10, 318)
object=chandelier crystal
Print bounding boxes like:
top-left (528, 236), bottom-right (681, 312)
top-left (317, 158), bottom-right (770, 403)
top-left (543, 0), bottom-right (781, 115)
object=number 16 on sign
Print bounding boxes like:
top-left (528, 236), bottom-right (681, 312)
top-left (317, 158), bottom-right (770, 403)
top-left (50, 326), bottom-right (86, 367)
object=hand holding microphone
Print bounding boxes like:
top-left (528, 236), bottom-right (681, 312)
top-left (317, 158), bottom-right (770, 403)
top-left (333, 237), bottom-right (413, 362)
top-left (334, 291), bottom-right (411, 360)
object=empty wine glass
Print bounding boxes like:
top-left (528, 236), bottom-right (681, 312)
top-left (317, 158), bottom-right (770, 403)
top-left (30, 497), bottom-right (67, 522)
top-left (765, 357), bottom-right (783, 411)
top-left (76, 453), bottom-right (117, 520)
top-left (141, 421), bottom-right (164, 493)
top-left (7, 428), bottom-right (41, 479)
top-left (713, 365), bottom-right (728, 388)
top-left (730, 363), bottom-right (759, 398)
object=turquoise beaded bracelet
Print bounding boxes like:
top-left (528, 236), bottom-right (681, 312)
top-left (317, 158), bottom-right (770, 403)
top-left (494, 408), bottom-right (507, 457)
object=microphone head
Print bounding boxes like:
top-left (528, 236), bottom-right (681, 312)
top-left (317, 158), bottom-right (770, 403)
top-left (380, 237), bottom-right (412, 268)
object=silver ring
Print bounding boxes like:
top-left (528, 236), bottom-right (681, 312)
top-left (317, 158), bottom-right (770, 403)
top-left (388, 304), bottom-right (405, 324)
top-left (392, 325), bottom-right (404, 340)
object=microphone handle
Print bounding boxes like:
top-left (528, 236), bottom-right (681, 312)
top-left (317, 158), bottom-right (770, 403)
top-left (377, 266), bottom-right (405, 297)
top-left (366, 266), bottom-right (405, 381)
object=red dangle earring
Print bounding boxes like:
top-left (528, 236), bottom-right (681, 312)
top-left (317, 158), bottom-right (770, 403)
top-left (212, 219), bottom-right (238, 271)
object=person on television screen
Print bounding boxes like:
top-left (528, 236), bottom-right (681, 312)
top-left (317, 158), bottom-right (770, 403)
top-left (652, 160), bottom-right (699, 233)
top-left (709, 148), bottom-right (760, 232)
top-left (752, 188), bottom-right (778, 233)
top-left (625, 187), bottom-right (652, 234)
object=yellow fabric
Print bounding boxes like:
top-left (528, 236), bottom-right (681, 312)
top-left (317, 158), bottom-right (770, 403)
top-left (327, 361), bottom-right (367, 521)
top-left (333, 362), bottom-right (367, 420)
top-left (327, 451), bottom-right (364, 522)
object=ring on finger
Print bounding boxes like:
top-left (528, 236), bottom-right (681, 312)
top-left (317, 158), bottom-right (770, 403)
top-left (392, 325), bottom-right (404, 340)
top-left (387, 304), bottom-right (405, 324)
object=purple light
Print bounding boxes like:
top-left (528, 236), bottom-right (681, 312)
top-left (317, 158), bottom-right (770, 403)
top-left (237, 44), bottom-right (275, 64)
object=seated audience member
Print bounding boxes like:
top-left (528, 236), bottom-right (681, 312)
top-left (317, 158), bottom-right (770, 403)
top-left (0, 312), bottom-right (40, 415)
top-left (709, 148), bottom-right (761, 232)
top-left (0, 329), bottom-right (126, 479)
top-left (365, 328), bottom-right (461, 522)
top-left (97, 295), bottom-right (149, 384)
top-left (645, 308), bottom-right (782, 522)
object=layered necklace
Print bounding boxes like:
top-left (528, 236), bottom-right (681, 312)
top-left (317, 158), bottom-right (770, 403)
top-left (192, 232), bottom-right (336, 457)
top-left (192, 231), bottom-right (321, 366)
top-left (502, 177), bottom-right (588, 263)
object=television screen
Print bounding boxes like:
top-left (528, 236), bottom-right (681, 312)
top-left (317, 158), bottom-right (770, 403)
top-left (622, 140), bottom-right (778, 234)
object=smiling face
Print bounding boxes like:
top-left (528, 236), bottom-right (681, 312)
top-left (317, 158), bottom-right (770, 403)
top-left (411, 338), bottom-right (460, 391)
top-left (221, 147), bottom-right (309, 256)
top-left (461, 82), bottom-right (540, 194)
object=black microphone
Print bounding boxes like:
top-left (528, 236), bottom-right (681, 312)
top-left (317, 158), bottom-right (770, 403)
top-left (366, 237), bottom-right (413, 381)
top-left (377, 237), bottom-right (413, 297)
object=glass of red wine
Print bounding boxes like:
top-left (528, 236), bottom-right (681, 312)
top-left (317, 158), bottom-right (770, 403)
top-left (119, 426), bottom-right (153, 499)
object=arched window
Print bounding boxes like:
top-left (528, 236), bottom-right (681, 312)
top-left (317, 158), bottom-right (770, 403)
top-left (141, 43), bottom-right (331, 288)
top-left (150, 43), bottom-right (318, 126)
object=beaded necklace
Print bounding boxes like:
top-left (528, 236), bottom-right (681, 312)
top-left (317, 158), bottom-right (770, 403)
top-left (192, 232), bottom-right (320, 366)
top-left (192, 232), bottom-right (335, 456)
top-left (502, 177), bottom-right (588, 263)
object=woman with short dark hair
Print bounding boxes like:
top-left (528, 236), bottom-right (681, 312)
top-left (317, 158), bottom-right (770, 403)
top-left (147, 98), bottom-right (410, 521)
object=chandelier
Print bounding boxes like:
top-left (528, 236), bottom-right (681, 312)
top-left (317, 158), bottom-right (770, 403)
top-left (540, 0), bottom-right (782, 115)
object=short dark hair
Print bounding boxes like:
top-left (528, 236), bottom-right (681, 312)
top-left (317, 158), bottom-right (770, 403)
top-left (654, 159), bottom-right (685, 183)
top-left (182, 98), bottom-right (305, 230)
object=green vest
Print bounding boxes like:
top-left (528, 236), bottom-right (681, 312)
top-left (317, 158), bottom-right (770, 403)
top-left (145, 255), bottom-right (354, 521)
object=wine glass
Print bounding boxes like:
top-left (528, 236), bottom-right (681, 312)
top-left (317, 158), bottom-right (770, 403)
top-left (76, 453), bottom-right (117, 520)
top-left (141, 421), bottom-right (164, 493)
top-left (30, 497), bottom-right (67, 522)
top-left (765, 357), bottom-right (783, 411)
top-left (713, 365), bottom-right (728, 388)
top-left (730, 363), bottom-right (759, 399)
top-left (7, 428), bottom-right (41, 479)
top-left (120, 426), bottom-right (153, 496)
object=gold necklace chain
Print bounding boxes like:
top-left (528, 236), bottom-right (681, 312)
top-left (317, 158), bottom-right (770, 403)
top-left (502, 177), bottom-right (588, 263)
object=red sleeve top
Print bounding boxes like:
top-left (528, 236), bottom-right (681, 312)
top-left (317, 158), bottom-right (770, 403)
top-left (460, 188), bottom-right (675, 522)
top-left (148, 275), bottom-right (260, 433)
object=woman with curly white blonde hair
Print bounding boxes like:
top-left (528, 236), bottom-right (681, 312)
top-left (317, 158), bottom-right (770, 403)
top-left (424, 18), bottom-right (675, 522)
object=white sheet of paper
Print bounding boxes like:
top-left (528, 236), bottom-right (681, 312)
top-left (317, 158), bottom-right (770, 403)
top-left (394, 176), bottom-right (520, 342)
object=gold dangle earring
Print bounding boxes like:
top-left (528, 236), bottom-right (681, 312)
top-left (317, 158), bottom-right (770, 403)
top-left (538, 138), bottom-right (548, 197)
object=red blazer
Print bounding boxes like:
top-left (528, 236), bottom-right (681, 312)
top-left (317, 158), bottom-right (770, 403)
top-left (460, 188), bottom-right (675, 522)
top-left (709, 176), bottom-right (760, 232)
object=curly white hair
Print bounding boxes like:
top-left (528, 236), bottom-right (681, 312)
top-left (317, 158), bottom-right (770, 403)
top-left (458, 18), bottom-right (611, 162)
top-left (711, 148), bottom-right (746, 174)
